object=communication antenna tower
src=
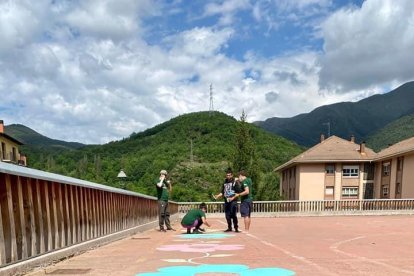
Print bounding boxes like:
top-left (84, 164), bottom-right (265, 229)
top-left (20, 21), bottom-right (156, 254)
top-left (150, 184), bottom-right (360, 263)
top-left (209, 84), bottom-right (214, 116)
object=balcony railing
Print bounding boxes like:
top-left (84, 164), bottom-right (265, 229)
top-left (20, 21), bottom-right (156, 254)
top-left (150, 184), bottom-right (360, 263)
top-left (0, 162), bottom-right (178, 268)
top-left (178, 199), bottom-right (414, 215)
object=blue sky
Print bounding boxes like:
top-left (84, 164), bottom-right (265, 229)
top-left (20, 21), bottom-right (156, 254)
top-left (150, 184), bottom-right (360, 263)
top-left (0, 0), bottom-right (413, 144)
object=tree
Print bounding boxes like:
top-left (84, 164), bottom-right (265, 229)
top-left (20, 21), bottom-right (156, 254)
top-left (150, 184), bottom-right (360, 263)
top-left (232, 110), bottom-right (260, 198)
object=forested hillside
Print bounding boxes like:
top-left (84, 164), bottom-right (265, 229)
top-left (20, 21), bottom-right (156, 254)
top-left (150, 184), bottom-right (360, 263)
top-left (9, 112), bottom-right (303, 202)
top-left (367, 114), bottom-right (414, 151)
top-left (255, 81), bottom-right (414, 146)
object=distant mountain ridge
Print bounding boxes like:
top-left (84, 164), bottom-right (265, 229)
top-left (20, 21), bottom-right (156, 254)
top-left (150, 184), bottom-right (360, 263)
top-left (255, 81), bottom-right (414, 146)
top-left (3, 112), bottom-right (303, 202)
top-left (5, 124), bottom-right (85, 150)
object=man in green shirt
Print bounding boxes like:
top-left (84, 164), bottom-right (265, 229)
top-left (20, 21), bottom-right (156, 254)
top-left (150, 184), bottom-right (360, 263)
top-left (181, 202), bottom-right (211, 234)
top-left (230, 170), bottom-right (253, 233)
top-left (156, 169), bottom-right (175, 232)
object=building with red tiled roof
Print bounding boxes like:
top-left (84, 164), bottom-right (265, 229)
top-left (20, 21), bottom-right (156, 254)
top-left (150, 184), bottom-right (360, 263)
top-left (0, 120), bottom-right (27, 166)
top-left (276, 134), bottom-right (414, 200)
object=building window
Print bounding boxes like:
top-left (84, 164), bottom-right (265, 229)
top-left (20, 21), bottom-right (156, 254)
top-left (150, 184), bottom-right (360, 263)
top-left (382, 185), bottom-right (389, 197)
top-left (325, 186), bottom-right (334, 196)
top-left (1, 142), bottom-right (5, 159)
top-left (325, 164), bottom-right (335, 174)
top-left (382, 162), bottom-right (390, 176)
top-left (342, 165), bottom-right (359, 177)
top-left (342, 187), bottom-right (358, 198)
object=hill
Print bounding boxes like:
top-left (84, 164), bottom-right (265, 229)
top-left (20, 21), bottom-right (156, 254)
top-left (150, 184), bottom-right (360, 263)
top-left (5, 124), bottom-right (84, 149)
top-left (255, 81), bottom-right (414, 146)
top-left (367, 114), bottom-right (414, 152)
top-left (16, 112), bottom-right (303, 202)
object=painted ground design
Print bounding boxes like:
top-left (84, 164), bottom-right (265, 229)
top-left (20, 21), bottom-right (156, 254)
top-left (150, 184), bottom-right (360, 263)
top-left (24, 216), bottom-right (414, 276)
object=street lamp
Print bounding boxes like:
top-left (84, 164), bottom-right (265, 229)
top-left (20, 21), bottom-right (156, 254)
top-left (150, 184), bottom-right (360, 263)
top-left (117, 169), bottom-right (127, 189)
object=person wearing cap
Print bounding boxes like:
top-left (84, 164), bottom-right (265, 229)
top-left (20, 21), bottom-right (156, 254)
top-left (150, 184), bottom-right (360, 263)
top-left (181, 202), bottom-right (211, 234)
top-left (156, 169), bottom-right (175, 232)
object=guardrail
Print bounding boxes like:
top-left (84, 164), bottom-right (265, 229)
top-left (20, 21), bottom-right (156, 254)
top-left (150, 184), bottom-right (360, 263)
top-left (0, 162), bottom-right (178, 268)
top-left (178, 199), bottom-right (414, 214)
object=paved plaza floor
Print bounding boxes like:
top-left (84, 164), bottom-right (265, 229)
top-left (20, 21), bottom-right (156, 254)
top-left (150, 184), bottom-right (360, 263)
top-left (26, 215), bottom-right (414, 276)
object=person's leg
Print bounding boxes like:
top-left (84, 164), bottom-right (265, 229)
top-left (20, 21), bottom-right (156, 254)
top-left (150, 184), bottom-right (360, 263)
top-left (242, 201), bottom-right (252, 232)
top-left (159, 201), bottom-right (167, 231)
top-left (182, 220), bottom-right (198, 234)
top-left (224, 202), bottom-right (232, 231)
top-left (240, 201), bottom-right (248, 232)
top-left (245, 216), bottom-right (251, 231)
top-left (230, 201), bottom-right (239, 232)
top-left (164, 202), bottom-right (175, 230)
top-left (195, 218), bottom-right (204, 231)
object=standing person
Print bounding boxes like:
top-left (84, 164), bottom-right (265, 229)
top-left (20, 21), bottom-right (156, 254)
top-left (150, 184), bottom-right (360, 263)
top-left (181, 202), bottom-right (211, 234)
top-left (213, 168), bottom-right (239, 232)
top-left (156, 169), bottom-right (175, 232)
top-left (230, 170), bottom-right (253, 233)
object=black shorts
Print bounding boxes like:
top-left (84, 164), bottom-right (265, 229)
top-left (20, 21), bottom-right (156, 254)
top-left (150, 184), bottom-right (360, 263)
top-left (240, 200), bottom-right (252, 217)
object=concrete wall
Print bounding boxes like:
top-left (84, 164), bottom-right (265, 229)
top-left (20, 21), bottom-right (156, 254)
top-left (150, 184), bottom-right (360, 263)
top-left (0, 136), bottom-right (20, 162)
top-left (298, 164), bottom-right (325, 200)
top-left (402, 153), bottom-right (414, 198)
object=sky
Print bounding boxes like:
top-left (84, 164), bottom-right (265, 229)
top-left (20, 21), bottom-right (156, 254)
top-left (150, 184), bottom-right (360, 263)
top-left (1, 0), bottom-right (413, 144)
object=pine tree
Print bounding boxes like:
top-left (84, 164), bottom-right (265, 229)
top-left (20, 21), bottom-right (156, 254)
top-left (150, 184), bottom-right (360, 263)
top-left (232, 110), bottom-right (260, 198)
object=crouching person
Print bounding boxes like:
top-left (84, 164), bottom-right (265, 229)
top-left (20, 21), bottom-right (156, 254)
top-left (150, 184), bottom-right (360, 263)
top-left (181, 202), bottom-right (211, 234)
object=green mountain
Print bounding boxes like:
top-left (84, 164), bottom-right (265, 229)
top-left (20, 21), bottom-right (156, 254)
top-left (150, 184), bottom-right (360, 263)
top-left (5, 124), bottom-right (84, 149)
top-left (255, 81), bottom-right (414, 146)
top-left (367, 114), bottom-right (414, 152)
top-left (10, 112), bottom-right (303, 202)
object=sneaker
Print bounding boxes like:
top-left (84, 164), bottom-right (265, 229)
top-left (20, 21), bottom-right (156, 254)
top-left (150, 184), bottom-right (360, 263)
top-left (197, 228), bottom-right (206, 232)
top-left (224, 229), bottom-right (232, 232)
top-left (235, 228), bottom-right (240, 233)
top-left (159, 228), bottom-right (167, 232)
top-left (167, 228), bottom-right (176, 231)
top-left (193, 229), bottom-right (203, 234)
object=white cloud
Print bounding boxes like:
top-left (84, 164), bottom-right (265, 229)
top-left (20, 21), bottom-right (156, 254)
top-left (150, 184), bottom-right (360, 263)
top-left (0, 0), bottom-right (50, 54)
top-left (64, 0), bottom-right (159, 40)
top-left (204, 0), bottom-right (251, 26)
top-left (0, 0), bottom-right (411, 145)
top-left (319, 0), bottom-right (414, 91)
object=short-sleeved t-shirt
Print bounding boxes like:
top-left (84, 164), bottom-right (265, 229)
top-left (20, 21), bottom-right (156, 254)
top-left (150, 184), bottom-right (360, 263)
top-left (155, 178), bottom-right (169, 201)
top-left (181, 209), bottom-right (206, 225)
top-left (222, 178), bottom-right (237, 201)
top-left (241, 177), bottom-right (253, 202)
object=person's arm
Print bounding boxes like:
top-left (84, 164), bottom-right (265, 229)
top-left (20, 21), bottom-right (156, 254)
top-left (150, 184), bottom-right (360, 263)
top-left (201, 216), bottom-right (211, 227)
top-left (157, 175), bottom-right (165, 187)
top-left (230, 186), bottom-right (249, 201)
top-left (167, 180), bottom-right (172, 192)
top-left (213, 193), bottom-right (223, 200)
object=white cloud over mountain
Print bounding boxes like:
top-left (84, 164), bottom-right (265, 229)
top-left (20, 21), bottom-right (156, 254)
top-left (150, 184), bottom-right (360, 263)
top-left (0, 0), bottom-right (412, 144)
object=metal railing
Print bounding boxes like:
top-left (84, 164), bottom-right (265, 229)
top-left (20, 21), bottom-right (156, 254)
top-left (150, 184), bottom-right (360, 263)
top-left (178, 199), bottom-right (414, 214)
top-left (0, 162), bottom-right (178, 267)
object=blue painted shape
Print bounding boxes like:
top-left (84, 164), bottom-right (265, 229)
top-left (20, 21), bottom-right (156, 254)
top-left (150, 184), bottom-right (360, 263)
top-left (178, 233), bottom-right (234, 239)
top-left (136, 264), bottom-right (295, 276)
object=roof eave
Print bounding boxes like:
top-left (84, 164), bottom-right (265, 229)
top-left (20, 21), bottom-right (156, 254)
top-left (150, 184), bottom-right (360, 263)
top-left (275, 159), bottom-right (374, 172)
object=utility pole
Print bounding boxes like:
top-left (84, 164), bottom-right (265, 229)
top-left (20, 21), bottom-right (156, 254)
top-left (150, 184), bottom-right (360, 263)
top-left (190, 138), bottom-right (194, 165)
top-left (209, 84), bottom-right (214, 116)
